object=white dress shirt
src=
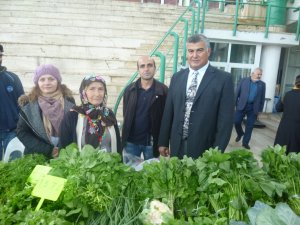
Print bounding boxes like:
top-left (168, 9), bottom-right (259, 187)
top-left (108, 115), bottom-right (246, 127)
top-left (186, 61), bottom-right (209, 93)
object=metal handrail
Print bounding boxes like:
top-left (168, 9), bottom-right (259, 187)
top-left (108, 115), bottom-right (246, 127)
top-left (113, 0), bottom-right (299, 114)
top-left (113, 0), bottom-right (201, 114)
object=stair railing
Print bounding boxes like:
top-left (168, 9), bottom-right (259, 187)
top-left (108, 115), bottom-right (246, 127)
top-left (113, 0), bottom-right (299, 115)
top-left (113, 0), bottom-right (201, 114)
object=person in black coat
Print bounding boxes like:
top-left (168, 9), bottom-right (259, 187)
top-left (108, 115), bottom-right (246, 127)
top-left (274, 75), bottom-right (300, 153)
top-left (0, 44), bottom-right (24, 160)
top-left (158, 34), bottom-right (234, 159)
top-left (60, 74), bottom-right (121, 154)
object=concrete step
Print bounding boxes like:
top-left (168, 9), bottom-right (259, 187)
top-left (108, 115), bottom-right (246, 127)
top-left (0, 4), bottom-right (185, 18)
top-left (0, 24), bottom-right (167, 39)
top-left (0, 33), bottom-right (147, 49)
top-left (2, 0), bottom-right (186, 12)
top-left (0, 16), bottom-right (174, 30)
top-left (0, 11), bottom-right (178, 26)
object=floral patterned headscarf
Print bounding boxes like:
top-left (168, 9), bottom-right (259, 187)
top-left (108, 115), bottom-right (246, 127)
top-left (79, 74), bottom-right (108, 106)
top-left (72, 74), bottom-right (117, 148)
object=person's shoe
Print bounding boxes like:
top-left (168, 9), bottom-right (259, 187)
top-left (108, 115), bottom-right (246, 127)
top-left (235, 134), bottom-right (243, 142)
top-left (242, 144), bottom-right (250, 149)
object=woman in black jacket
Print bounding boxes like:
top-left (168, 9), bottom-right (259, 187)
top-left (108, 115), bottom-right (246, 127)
top-left (17, 64), bottom-right (74, 158)
top-left (60, 74), bottom-right (121, 154)
top-left (274, 75), bottom-right (300, 153)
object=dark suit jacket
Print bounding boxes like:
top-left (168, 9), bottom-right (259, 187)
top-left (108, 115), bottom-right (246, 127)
top-left (158, 65), bottom-right (235, 159)
top-left (235, 77), bottom-right (266, 115)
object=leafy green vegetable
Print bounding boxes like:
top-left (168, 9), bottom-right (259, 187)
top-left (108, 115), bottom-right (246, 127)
top-left (261, 145), bottom-right (300, 215)
top-left (135, 156), bottom-right (199, 218)
top-left (247, 200), bottom-right (300, 225)
top-left (49, 144), bottom-right (135, 221)
top-left (1, 144), bottom-right (300, 224)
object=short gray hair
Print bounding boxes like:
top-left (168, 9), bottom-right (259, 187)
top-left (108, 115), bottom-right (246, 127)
top-left (252, 67), bottom-right (263, 74)
top-left (187, 34), bottom-right (210, 49)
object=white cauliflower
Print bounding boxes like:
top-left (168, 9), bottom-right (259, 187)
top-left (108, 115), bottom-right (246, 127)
top-left (140, 199), bottom-right (173, 225)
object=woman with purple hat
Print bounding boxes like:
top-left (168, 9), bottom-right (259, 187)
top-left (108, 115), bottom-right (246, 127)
top-left (17, 64), bottom-right (75, 158)
top-left (60, 74), bottom-right (121, 154)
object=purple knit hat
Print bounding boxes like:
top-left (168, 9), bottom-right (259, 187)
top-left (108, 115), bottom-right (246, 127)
top-left (33, 64), bottom-right (62, 85)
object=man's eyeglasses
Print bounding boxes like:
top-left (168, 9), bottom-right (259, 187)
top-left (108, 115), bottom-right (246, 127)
top-left (84, 74), bottom-right (106, 83)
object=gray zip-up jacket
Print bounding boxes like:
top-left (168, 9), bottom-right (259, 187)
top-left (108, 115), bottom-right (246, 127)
top-left (17, 96), bottom-right (74, 158)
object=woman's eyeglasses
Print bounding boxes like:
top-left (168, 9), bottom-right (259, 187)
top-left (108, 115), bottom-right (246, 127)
top-left (84, 74), bottom-right (106, 83)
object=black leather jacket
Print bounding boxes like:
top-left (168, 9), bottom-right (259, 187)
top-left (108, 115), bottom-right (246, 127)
top-left (122, 78), bottom-right (168, 157)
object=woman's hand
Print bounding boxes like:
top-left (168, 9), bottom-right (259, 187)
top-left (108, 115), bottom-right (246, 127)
top-left (159, 146), bottom-right (170, 157)
top-left (52, 147), bottom-right (59, 158)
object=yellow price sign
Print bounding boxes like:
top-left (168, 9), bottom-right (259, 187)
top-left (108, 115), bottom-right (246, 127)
top-left (32, 174), bottom-right (67, 211)
top-left (27, 165), bottom-right (52, 185)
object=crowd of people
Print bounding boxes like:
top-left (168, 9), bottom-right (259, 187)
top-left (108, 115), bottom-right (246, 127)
top-left (1, 34), bottom-right (299, 162)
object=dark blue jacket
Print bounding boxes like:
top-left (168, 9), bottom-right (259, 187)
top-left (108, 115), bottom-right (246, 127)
top-left (0, 67), bottom-right (24, 131)
top-left (235, 77), bottom-right (266, 115)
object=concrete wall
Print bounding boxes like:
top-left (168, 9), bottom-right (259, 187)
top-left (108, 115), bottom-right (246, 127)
top-left (0, 0), bottom-right (184, 118)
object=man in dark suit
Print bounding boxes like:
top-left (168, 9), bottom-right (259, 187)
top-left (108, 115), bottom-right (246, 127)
top-left (234, 68), bottom-right (266, 149)
top-left (158, 34), bottom-right (235, 159)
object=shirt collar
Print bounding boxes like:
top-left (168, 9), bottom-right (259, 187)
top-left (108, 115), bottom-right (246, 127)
top-left (189, 61), bottom-right (209, 74)
top-left (137, 78), bottom-right (155, 91)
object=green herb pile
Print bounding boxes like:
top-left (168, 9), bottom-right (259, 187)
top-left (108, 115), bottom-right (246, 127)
top-left (261, 145), bottom-right (300, 216)
top-left (0, 144), bottom-right (299, 224)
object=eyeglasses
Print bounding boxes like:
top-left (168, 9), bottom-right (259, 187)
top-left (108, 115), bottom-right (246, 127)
top-left (84, 74), bottom-right (106, 83)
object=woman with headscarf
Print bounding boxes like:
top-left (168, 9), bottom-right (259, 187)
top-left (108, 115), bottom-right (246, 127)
top-left (60, 74), bottom-right (121, 154)
top-left (17, 64), bottom-right (75, 158)
top-left (274, 75), bottom-right (300, 153)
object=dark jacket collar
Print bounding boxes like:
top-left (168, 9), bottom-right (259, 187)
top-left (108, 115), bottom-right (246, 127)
top-left (129, 78), bottom-right (166, 95)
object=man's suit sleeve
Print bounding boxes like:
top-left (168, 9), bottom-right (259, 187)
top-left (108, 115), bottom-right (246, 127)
top-left (158, 76), bottom-right (175, 147)
top-left (214, 74), bottom-right (235, 152)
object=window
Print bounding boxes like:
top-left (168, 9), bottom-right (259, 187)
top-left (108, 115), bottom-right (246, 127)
top-left (231, 68), bottom-right (251, 89)
top-left (230, 44), bottom-right (256, 64)
top-left (209, 42), bottom-right (229, 62)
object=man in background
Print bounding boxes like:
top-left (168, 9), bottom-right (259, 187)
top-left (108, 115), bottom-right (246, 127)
top-left (234, 68), bottom-right (266, 149)
top-left (0, 44), bottom-right (24, 160)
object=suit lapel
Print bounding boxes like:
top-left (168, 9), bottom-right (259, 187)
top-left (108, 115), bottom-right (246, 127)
top-left (178, 69), bottom-right (189, 101)
top-left (194, 65), bottom-right (215, 102)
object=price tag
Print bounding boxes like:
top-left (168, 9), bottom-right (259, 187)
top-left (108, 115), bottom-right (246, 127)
top-left (32, 175), bottom-right (67, 211)
top-left (32, 175), bottom-right (66, 201)
top-left (27, 165), bottom-right (52, 185)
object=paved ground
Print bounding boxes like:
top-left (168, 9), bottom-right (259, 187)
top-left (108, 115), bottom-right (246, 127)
top-left (226, 113), bottom-right (281, 162)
